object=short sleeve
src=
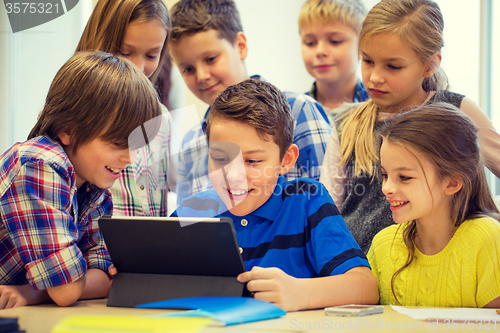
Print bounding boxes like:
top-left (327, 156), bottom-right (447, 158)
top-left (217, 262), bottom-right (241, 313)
top-left (304, 183), bottom-right (369, 276)
top-left (366, 245), bottom-right (378, 280)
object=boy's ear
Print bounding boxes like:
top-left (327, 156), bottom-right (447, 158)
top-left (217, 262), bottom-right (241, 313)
top-left (424, 52), bottom-right (442, 78)
top-left (235, 32), bottom-right (248, 61)
top-left (59, 131), bottom-right (72, 146)
top-left (279, 144), bottom-right (299, 175)
top-left (444, 174), bottom-right (463, 196)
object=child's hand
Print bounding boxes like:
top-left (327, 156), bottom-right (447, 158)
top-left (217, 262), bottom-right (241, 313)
top-left (108, 264), bottom-right (117, 277)
top-left (237, 266), bottom-right (303, 311)
top-left (0, 285), bottom-right (29, 309)
top-left (104, 244), bottom-right (116, 276)
top-left (0, 284), bottom-right (47, 309)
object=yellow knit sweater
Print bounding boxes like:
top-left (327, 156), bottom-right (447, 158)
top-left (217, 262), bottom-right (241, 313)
top-left (367, 217), bottom-right (500, 307)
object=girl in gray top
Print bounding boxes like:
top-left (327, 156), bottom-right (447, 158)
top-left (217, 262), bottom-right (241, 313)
top-left (320, 0), bottom-right (500, 253)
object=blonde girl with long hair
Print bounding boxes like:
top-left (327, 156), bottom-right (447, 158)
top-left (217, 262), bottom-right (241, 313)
top-left (319, 0), bottom-right (500, 253)
top-left (77, 0), bottom-right (174, 217)
top-left (368, 103), bottom-right (500, 307)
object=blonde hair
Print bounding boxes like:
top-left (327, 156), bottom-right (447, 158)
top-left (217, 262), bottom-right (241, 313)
top-left (76, 0), bottom-right (170, 83)
top-left (338, 0), bottom-right (449, 177)
top-left (29, 51), bottom-right (162, 154)
top-left (298, 0), bottom-right (366, 34)
top-left (379, 103), bottom-right (500, 304)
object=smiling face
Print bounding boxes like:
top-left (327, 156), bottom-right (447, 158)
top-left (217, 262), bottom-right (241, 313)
top-left (120, 18), bottom-right (167, 78)
top-left (300, 21), bottom-right (359, 85)
top-left (208, 118), bottom-right (295, 216)
top-left (60, 133), bottom-right (132, 190)
top-left (170, 29), bottom-right (249, 106)
top-left (380, 140), bottom-right (452, 225)
top-left (361, 33), bottom-right (433, 112)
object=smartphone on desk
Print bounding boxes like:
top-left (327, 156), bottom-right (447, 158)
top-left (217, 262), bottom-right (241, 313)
top-left (325, 304), bottom-right (383, 317)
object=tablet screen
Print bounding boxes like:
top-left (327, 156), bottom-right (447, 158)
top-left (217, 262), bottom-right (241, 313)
top-left (99, 216), bottom-right (245, 277)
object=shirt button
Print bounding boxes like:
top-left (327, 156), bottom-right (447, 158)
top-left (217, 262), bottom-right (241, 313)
top-left (239, 247), bottom-right (243, 254)
top-left (241, 219), bottom-right (248, 227)
top-left (140, 185), bottom-right (145, 190)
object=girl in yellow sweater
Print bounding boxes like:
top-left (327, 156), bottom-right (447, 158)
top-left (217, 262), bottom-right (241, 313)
top-left (367, 103), bottom-right (500, 308)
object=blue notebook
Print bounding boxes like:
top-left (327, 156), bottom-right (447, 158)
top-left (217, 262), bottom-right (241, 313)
top-left (136, 296), bottom-right (286, 326)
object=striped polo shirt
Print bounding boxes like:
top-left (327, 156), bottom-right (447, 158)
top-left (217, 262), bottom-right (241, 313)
top-left (172, 176), bottom-right (369, 278)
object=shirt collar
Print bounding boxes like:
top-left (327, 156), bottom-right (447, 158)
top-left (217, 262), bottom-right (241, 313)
top-left (201, 106), bottom-right (210, 139)
top-left (309, 80), bottom-right (368, 103)
top-left (353, 79), bottom-right (369, 103)
top-left (239, 175), bottom-right (285, 221)
top-left (307, 82), bottom-right (317, 100)
top-left (250, 74), bottom-right (264, 82)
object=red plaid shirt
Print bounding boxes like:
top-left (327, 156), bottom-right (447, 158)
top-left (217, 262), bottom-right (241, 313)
top-left (0, 135), bottom-right (112, 290)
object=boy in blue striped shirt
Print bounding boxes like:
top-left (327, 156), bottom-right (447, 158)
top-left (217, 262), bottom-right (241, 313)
top-left (169, 0), bottom-right (331, 204)
top-left (172, 79), bottom-right (378, 311)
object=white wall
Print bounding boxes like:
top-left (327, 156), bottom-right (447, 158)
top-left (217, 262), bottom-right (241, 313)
top-left (237, 0), bottom-right (312, 93)
top-left (0, 2), bottom-right (92, 154)
top-left (0, 0), bottom-right (491, 157)
top-left (0, 7), bottom-right (10, 154)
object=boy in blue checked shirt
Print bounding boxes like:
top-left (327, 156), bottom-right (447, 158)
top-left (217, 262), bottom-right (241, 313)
top-left (0, 51), bottom-right (161, 308)
top-left (172, 79), bottom-right (378, 311)
top-left (299, 0), bottom-right (369, 122)
top-left (169, 0), bottom-right (331, 203)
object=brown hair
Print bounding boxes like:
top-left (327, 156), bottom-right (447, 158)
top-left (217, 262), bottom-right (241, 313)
top-left (170, 0), bottom-right (242, 44)
top-left (76, 0), bottom-right (170, 83)
top-left (379, 102), bottom-right (500, 304)
top-left (299, 0), bottom-right (366, 35)
top-left (155, 50), bottom-right (173, 108)
top-left (338, 0), bottom-right (449, 178)
top-left (207, 79), bottom-right (293, 160)
top-left (360, 0), bottom-right (447, 92)
top-left (29, 51), bottom-right (162, 154)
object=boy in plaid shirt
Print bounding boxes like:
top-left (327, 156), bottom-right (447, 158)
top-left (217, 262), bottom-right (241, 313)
top-left (0, 51), bottom-right (161, 308)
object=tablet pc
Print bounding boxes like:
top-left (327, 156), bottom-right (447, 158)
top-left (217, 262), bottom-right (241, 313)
top-left (98, 216), bottom-right (246, 307)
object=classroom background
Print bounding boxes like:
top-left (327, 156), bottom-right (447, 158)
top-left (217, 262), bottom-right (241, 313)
top-left (0, 0), bottom-right (498, 198)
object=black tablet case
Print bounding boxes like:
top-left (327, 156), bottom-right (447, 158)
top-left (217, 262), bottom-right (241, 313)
top-left (98, 216), bottom-right (246, 307)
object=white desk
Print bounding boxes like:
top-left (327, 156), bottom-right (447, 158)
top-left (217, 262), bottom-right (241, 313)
top-left (0, 299), bottom-right (493, 332)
